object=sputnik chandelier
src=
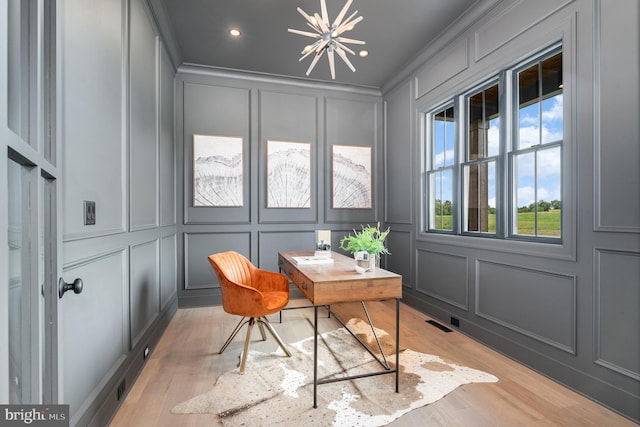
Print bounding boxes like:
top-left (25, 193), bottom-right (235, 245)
top-left (288, 0), bottom-right (365, 79)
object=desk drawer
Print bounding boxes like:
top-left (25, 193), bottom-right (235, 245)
top-left (279, 255), bottom-right (315, 302)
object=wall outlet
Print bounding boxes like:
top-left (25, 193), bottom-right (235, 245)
top-left (83, 200), bottom-right (96, 225)
top-left (450, 317), bottom-right (460, 327)
top-left (117, 379), bottom-right (126, 400)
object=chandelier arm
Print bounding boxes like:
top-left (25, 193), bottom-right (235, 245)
top-left (335, 46), bottom-right (356, 72)
top-left (315, 39), bottom-right (329, 52)
top-left (314, 13), bottom-right (330, 33)
top-left (332, 0), bottom-right (353, 29)
top-left (299, 40), bottom-right (324, 60)
top-left (320, 0), bottom-right (329, 27)
top-left (306, 49), bottom-right (325, 76)
top-left (288, 28), bottom-right (322, 39)
top-left (335, 36), bottom-right (365, 45)
top-left (328, 48), bottom-right (336, 79)
top-left (336, 10), bottom-right (359, 32)
top-left (306, 22), bottom-right (323, 34)
top-left (336, 14), bottom-right (363, 34)
top-left (334, 40), bottom-right (355, 56)
top-left (297, 7), bottom-right (321, 31)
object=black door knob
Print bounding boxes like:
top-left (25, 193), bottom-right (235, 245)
top-left (58, 277), bottom-right (83, 299)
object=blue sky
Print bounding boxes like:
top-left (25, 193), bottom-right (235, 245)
top-left (515, 94), bottom-right (563, 207)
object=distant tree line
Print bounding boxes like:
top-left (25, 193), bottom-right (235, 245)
top-left (518, 200), bottom-right (561, 213)
top-left (434, 199), bottom-right (561, 214)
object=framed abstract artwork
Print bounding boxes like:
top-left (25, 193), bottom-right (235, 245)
top-left (332, 144), bottom-right (372, 209)
top-left (192, 134), bottom-right (243, 207)
top-left (267, 140), bottom-right (311, 208)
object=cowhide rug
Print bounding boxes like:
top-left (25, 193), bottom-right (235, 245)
top-left (172, 318), bottom-right (498, 426)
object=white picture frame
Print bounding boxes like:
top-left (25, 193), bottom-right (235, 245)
top-left (332, 145), bottom-right (372, 209)
top-left (193, 134), bottom-right (243, 207)
top-left (267, 140), bottom-right (311, 208)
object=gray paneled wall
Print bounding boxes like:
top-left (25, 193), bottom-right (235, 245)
top-left (259, 91), bottom-right (318, 224)
top-left (596, 0), bottom-right (640, 230)
top-left (476, 260), bottom-right (575, 353)
top-left (595, 250), bottom-right (640, 378)
top-left (416, 249), bottom-right (468, 310)
top-left (130, 0), bottom-right (159, 231)
top-left (383, 0), bottom-right (639, 422)
top-left (183, 83), bottom-right (251, 224)
top-left (60, 0), bottom-right (178, 424)
top-left (175, 70), bottom-right (383, 306)
top-left (62, 0), bottom-right (125, 239)
top-left (61, 251), bottom-right (126, 419)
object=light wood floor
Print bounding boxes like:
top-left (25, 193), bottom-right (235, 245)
top-left (109, 300), bottom-right (636, 426)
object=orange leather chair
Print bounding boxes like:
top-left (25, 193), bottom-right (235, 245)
top-left (207, 251), bottom-right (291, 374)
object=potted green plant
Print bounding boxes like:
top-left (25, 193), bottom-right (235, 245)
top-left (339, 223), bottom-right (390, 272)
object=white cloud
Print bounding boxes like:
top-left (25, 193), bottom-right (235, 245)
top-left (434, 149), bottom-right (455, 167)
top-left (517, 185), bottom-right (536, 207)
top-left (487, 125), bottom-right (500, 155)
top-left (519, 125), bottom-right (539, 148)
top-left (542, 95), bottom-right (563, 121)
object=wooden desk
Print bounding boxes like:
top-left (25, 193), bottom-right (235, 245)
top-left (278, 251), bottom-right (402, 305)
top-left (278, 251), bottom-right (402, 408)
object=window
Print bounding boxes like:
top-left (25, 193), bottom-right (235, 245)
top-left (511, 52), bottom-right (563, 238)
top-left (427, 105), bottom-right (455, 232)
top-left (425, 45), bottom-right (563, 242)
top-left (464, 82), bottom-right (500, 235)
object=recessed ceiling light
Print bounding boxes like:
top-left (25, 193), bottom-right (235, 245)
top-left (358, 50), bottom-right (368, 57)
top-left (228, 28), bottom-right (241, 37)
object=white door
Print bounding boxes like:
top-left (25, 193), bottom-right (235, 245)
top-left (2, 0), bottom-right (59, 404)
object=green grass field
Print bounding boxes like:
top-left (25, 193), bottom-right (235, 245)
top-left (434, 210), bottom-right (561, 236)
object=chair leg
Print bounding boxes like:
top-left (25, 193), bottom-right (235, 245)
top-left (257, 321), bottom-right (267, 341)
top-left (219, 317), bottom-right (248, 354)
top-left (239, 317), bottom-right (256, 375)
top-left (259, 316), bottom-right (292, 357)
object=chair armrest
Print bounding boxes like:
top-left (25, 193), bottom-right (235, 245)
top-left (252, 269), bottom-right (290, 293)
top-left (220, 279), bottom-right (269, 317)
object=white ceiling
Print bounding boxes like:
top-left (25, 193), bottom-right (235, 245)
top-left (160, 0), bottom-right (480, 88)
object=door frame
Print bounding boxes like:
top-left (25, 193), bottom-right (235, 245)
top-left (1, 0), bottom-right (60, 404)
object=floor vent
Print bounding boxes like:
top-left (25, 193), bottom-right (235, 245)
top-left (426, 319), bottom-right (453, 333)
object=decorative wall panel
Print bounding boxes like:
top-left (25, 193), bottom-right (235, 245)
top-left (62, 0), bottom-right (124, 239)
top-left (183, 83), bottom-right (250, 224)
top-left (474, 0), bottom-right (572, 60)
top-left (61, 250), bottom-right (126, 417)
top-left (477, 260), bottom-right (575, 353)
top-left (130, 240), bottom-right (160, 347)
top-left (184, 232), bottom-right (251, 289)
top-left (417, 249), bottom-right (468, 309)
top-left (259, 90), bottom-right (318, 223)
top-left (415, 38), bottom-right (468, 99)
top-left (159, 45), bottom-right (176, 226)
top-left (384, 81), bottom-right (413, 224)
top-left (595, 249), bottom-right (640, 379)
top-left (325, 97), bottom-right (379, 224)
top-left (595, 0), bottom-right (640, 231)
top-left (160, 233), bottom-right (177, 309)
top-left (130, 0), bottom-right (159, 231)
top-left (385, 230), bottom-right (411, 287)
top-left (258, 231), bottom-right (315, 272)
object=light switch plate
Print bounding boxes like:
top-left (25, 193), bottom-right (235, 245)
top-left (84, 200), bottom-right (96, 225)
